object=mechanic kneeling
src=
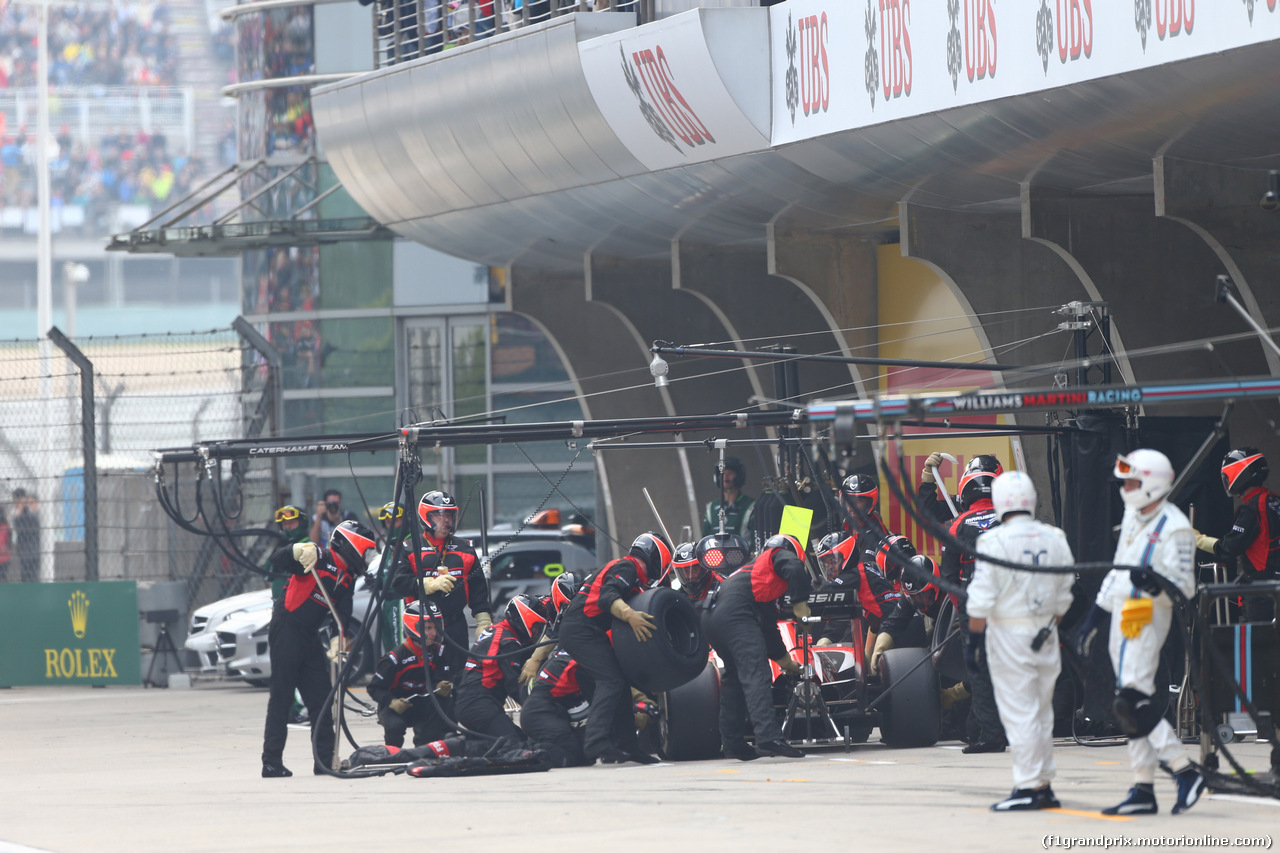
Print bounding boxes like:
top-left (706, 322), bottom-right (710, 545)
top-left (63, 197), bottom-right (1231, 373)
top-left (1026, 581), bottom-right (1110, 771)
top-left (705, 534), bottom-right (812, 761)
top-left (367, 601), bottom-right (456, 749)
top-left (454, 594), bottom-right (549, 740)
top-left (520, 648), bottom-right (595, 767)
top-left (557, 532), bottom-right (671, 765)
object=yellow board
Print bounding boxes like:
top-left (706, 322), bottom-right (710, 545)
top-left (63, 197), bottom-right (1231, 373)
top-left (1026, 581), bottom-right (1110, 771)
top-left (778, 505), bottom-right (814, 554)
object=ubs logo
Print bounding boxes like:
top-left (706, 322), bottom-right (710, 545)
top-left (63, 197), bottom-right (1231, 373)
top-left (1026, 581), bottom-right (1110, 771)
top-left (861, 0), bottom-right (913, 111)
top-left (945, 0), bottom-right (997, 92)
top-left (1135, 0), bottom-right (1194, 50)
top-left (784, 10), bottom-right (830, 124)
top-left (619, 43), bottom-right (715, 155)
top-left (1035, 0), bottom-right (1093, 74)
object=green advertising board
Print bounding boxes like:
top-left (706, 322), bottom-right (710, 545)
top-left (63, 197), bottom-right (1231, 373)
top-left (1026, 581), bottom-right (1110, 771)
top-left (0, 581), bottom-right (142, 686)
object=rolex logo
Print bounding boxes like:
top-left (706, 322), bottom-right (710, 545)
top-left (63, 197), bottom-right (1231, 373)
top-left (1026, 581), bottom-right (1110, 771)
top-left (69, 590), bottom-right (90, 638)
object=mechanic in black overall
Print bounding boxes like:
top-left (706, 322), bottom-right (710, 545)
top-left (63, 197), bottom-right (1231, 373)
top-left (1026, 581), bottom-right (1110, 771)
top-left (454, 593), bottom-right (548, 740)
top-left (557, 532), bottom-right (671, 765)
top-left (519, 647), bottom-right (595, 767)
top-left (871, 554), bottom-right (942, 674)
top-left (261, 520), bottom-right (375, 777)
top-left (1195, 447), bottom-right (1280, 621)
top-left (705, 534), bottom-right (812, 761)
top-left (812, 530), bottom-right (902, 646)
top-left (390, 490), bottom-right (493, 675)
top-left (367, 600), bottom-right (456, 749)
top-left (939, 455), bottom-right (1007, 754)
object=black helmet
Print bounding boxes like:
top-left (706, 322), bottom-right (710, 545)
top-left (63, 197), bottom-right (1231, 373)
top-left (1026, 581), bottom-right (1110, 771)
top-left (628, 532), bottom-right (673, 585)
top-left (549, 572), bottom-right (577, 616)
top-left (815, 531), bottom-right (849, 581)
top-left (900, 555), bottom-right (940, 612)
top-left (274, 505), bottom-right (310, 544)
top-left (874, 534), bottom-right (917, 586)
top-left (959, 455), bottom-right (1003, 507)
top-left (329, 519), bottom-right (378, 571)
top-left (504, 593), bottom-right (549, 645)
top-left (715, 456), bottom-right (747, 489)
top-left (402, 600), bottom-right (443, 644)
top-left (695, 533), bottom-right (751, 574)
top-left (763, 533), bottom-right (804, 558)
top-left (417, 490), bottom-right (459, 530)
top-left (839, 473), bottom-right (879, 510)
top-left (1222, 448), bottom-right (1268, 496)
top-left (669, 541), bottom-right (705, 597)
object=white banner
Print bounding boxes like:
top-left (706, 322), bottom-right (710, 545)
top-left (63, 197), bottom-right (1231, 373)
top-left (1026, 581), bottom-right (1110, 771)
top-left (580, 9), bottom-right (771, 172)
top-left (771, 0), bottom-right (1280, 145)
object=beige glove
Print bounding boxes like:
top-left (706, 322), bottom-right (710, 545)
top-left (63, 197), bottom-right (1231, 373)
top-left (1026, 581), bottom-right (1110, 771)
top-left (326, 635), bottom-right (347, 661)
top-left (921, 452), bottom-right (944, 484)
top-left (388, 697), bottom-right (411, 715)
top-left (815, 637), bottom-right (833, 647)
top-left (433, 680), bottom-right (453, 698)
top-left (420, 573), bottom-right (456, 595)
top-left (1119, 596), bottom-right (1154, 639)
top-left (473, 611), bottom-right (493, 640)
top-left (792, 601), bottom-right (811, 621)
top-left (610, 599), bottom-right (656, 642)
top-left (519, 640), bottom-right (553, 685)
top-left (1195, 532), bottom-right (1219, 554)
top-left (870, 632), bottom-right (894, 675)
top-left (292, 542), bottom-right (319, 572)
top-left (775, 656), bottom-right (801, 675)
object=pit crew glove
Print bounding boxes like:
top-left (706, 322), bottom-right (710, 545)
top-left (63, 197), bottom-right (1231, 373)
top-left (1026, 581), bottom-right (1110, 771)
top-left (433, 680), bottom-right (453, 698)
top-left (292, 542), bottom-right (319, 572)
top-left (1119, 596), bottom-right (1154, 639)
top-left (611, 600), bottom-right (655, 642)
top-left (1129, 567), bottom-right (1163, 597)
top-left (473, 611), bottom-right (493, 640)
top-left (519, 640), bottom-right (553, 685)
top-left (921, 452), bottom-right (944, 484)
top-left (389, 698), bottom-right (411, 715)
top-left (814, 637), bottom-right (833, 646)
top-left (1195, 532), bottom-right (1219, 554)
top-left (870, 632), bottom-right (894, 675)
top-left (420, 573), bottom-right (455, 595)
top-left (326, 635), bottom-right (346, 662)
top-left (792, 601), bottom-right (811, 621)
top-left (775, 656), bottom-right (801, 676)
top-left (1074, 604), bottom-right (1109, 658)
top-left (633, 697), bottom-right (658, 731)
top-left (964, 630), bottom-right (986, 672)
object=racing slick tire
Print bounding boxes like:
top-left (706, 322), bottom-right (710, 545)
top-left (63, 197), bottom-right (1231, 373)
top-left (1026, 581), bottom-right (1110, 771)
top-left (612, 587), bottom-right (708, 695)
top-left (878, 646), bottom-right (941, 748)
top-left (931, 596), bottom-right (967, 683)
top-left (658, 660), bottom-right (721, 761)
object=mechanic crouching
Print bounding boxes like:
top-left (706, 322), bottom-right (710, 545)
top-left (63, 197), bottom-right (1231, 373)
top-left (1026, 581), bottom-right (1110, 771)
top-left (261, 520), bottom-right (375, 778)
top-left (454, 594), bottom-right (549, 740)
top-left (705, 534), bottom-right (812, 761)
top-left (557, 532), bottom-right (671, 765)
top-left (367, 601), bottom-right (456, 750)
top-left (519, 648), bottom-right (595, 767)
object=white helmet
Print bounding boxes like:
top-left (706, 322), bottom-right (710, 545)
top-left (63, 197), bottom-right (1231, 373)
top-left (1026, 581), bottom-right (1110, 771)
top-left (991, 470), bottom-right (1036, 519)
top-left (1114, 449), bottom-right (1174, 510)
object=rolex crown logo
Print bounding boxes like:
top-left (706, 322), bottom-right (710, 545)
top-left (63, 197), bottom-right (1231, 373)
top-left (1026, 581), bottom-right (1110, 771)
top-left (69, 590), bottom-right (90, 639)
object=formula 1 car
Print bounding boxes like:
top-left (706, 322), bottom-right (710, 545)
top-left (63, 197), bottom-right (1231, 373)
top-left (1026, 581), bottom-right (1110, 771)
top-left (656, 589), bottom-right (941, 760)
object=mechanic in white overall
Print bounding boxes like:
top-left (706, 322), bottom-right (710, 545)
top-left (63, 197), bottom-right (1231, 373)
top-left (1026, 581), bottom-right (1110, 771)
top-left (967, 471), bottom-right (1075, 811)
top-left (1078, 449), bottom-right (1205, 816)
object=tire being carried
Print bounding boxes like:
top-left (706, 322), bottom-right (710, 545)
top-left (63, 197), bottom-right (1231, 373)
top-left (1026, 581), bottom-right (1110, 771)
top-left (659, 660), bottom-right (721, 761)
top-left (878, 646), bottom-right (941, 748)
top-left (611, 587), bottom-right (708, 695)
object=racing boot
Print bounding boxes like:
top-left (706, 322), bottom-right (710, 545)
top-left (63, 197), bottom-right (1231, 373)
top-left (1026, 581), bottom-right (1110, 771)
top-left (1172, 765), bottom-right (1206, 814)
top-left (723, 741), bottom-right (759, 761)
top-left (991, 788), bottom-right (1041, 811)
top-left (757, 739), bottom-right (805, 758)
top-left (1102, 784), bottom-right (1157, 816)
top-left (261, 762), bottom-right (293, 778)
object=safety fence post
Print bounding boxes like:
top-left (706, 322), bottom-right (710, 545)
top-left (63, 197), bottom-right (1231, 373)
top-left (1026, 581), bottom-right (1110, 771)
top-left (47, 326), bottom-right (98, 582)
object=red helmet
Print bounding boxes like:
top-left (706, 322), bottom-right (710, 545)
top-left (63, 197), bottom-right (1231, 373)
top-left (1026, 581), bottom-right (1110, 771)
top-left (900, 555), bottom-right (940, 612)
top-left (329, 520), bottom-right (378, 571)
top-left (504, 594), bottom-right (549, 645)
top-left (402, 600), bottom-right (443, 644)
top-left (628, 532), bottom-right (673, 585)
top-left (1222, 448), bottom-right (1268, 496)
top-left (874, 534), bottom-right (917, 586)
top-left (549, 572), bottom-right (577, 616)
top-left (839, 473), bottom-right (879, 509)
top-left (417, 490), bottom-right (459, 530)
top-left (763, 533), bottom-right (804, 558)
top-left (815, 532), bottom-right (849, 581)
top-left (959, 455), bottom-right (1003, 507)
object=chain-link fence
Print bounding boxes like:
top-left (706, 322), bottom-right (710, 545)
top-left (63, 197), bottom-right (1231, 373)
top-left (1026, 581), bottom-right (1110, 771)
top-left (0, 324), bottom-right (277, 613)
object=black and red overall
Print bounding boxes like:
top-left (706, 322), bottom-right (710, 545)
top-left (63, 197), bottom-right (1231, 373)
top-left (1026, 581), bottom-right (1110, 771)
top-left (366, 635), bottom-right (455, 748)
top-left (520, 648), bottom-right (595, 767)
top-left (390, 535), bottom-right (490, 672)
top-left (704, 545), bottom-right (811, 752)
top-left (261, 544), bottom-right (355, 771)
top-left (1208, 485), bottom-right (1280, 620)
top-left (453, 618), bottom-right (530, 740)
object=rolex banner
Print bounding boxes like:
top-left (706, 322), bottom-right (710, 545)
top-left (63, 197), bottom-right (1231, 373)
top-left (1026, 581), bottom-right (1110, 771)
top-left (0, 581), bottom-right (141, 686)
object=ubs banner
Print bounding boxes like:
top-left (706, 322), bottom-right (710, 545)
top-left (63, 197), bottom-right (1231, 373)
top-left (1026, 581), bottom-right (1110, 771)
top-left (0, 581), bottom-right (141, 686)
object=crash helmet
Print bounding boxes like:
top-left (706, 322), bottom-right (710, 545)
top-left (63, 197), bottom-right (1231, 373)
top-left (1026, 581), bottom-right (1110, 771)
top-left (503, 593), bottom-right (550, 645)
top-left (874, 534), bottom-right (917, 586)
top-left (839, 473), bottom-right (879, 516)
top-left (417, 490), bottom-right (459, 532)
top-left (548, 572), bottom-right (578, 616)
top-left (900, 555), bottom-right (941, 613)
top-left (1114, 449), bottom-right (1174, 510)
top-left (695, 533), bottom-right (751, 574)
top-left (815, 531), bottom-right (848, 581)
top-left (628, 532), bottom-right (673, 586)
top-left (763, 533), bottom-right (804, 559)
top-left (959, 455), bottom-right (1003, 508)
top-left (991, 470), bottom-right (1037, 520)
top-left (715, 456), bottom-right (747, 490)
top-left (1222, 448), bottom-right (1268, 496)
top-left (670, 541), bottom-right (696, 580)
top-left (329, 519), bottom-right (378, 571)
top-left (274, 505), bottom-right (310, 544)
top-left (402, 600), bottom-right (443, 645)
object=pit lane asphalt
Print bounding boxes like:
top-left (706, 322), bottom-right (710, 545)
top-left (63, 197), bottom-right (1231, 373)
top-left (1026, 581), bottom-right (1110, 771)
top-left (1, 681), bottom-right (1277, 853)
